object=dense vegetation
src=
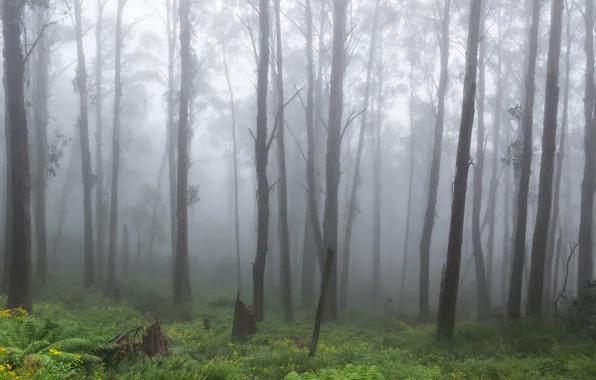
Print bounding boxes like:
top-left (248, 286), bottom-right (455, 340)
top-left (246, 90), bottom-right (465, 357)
top-left (1, 285), bottom-right (596, 379)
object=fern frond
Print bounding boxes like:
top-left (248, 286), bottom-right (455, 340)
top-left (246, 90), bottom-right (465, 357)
top-left (24, 339), bottom-right (50, 354)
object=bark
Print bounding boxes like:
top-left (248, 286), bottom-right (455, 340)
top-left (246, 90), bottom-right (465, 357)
top-left (578, 0), bottom-right (596, 293)
top-left (4, 0), bottom-right (32, 312)
top-left (486, 14), bottom-right (503, 298)
top-left (303, 0), bottom-right (325, 308)
top-left (122, 225), bottom-right (129, 275)
top-left (398, 63), bottom-right (415, 312)
top-left (470, 0), bottom-right (491, 320)
top-left (222, 42), bottom-right (241, 291)
top-left (321, 0), bottom-right (348, 322)
top-left (33, 10), bottom-right (50, 284)
top-left (95, 0), bottom-right (107, 285)
top-left (552, 228), bottom-right (563, 302)
top-left (167, 0), bottom-right (179, 266)
top-left (340, 0), bottom-right (380, 310)
top-left (508, 0), bottom-right (540, 319)
top-left (527, 0), bottom-right (563, 318)
top-left (173, 0), bottom-right (192, 305)
top-left (372, 31), bottom-right (384, 303)
top-left (543, 3), bottom-right (572, 318)
top-left (74, 0), bottom-right (95, 290)
top-left (419, 0), bottom-right (450, 319)
top-left (501, 108), bottom-right (512, 307)
top-left (252, 0), bottom-right (271, 322)
top-left (231, 293), bottom-right (256, 341)
top-left (308, 248), bottom-right (334, 358)
top-left (436, 0), bottom-right (481, 340)
top-left (107, 0), bottom-right (125, 297)
top-left (274, 0), bottom-right (293, 322)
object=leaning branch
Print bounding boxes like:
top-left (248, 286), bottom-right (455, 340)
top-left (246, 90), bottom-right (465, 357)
top-left (23, 21), bottom-right (57, 64)
top-left (266, 87), bottom-right (303, 151)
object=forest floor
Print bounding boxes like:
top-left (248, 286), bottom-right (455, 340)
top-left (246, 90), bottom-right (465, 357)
top-left (1, 290), bottom-right (595, 379)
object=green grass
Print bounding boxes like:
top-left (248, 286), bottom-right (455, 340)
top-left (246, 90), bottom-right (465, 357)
top-left (1, 292), bottom-right (596, 379)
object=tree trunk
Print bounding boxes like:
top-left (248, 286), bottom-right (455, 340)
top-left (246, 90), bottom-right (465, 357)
top-left (252, 0), bottom-right (271, 322)
top-left (527, 0), bottom-right (563, 318)
top-left (122, 225), bottom-right (129, 275)
top-left (436, 0), bottom-right (481, 340)
top-left (173, 0), bottom-right (192, 306)
top-left (301, 195), bottom-right (315, 308)
top-left (73, 0), bottom-right (95, 290)
top-left (167, 0), bottom-right (179, 269)
top-left (339, 0), bottom-right (380, 310)
top-left (501, 105), bottom-right (513, 308)
top-left (107, 0), bottom-right (125, 297)
top-left (508, 0), bottom-right (540, 319)
top-left (419, 0), bottom-right (450, 319)
top-left (32, 9), bottom-right (49, 284)
top-left (470, 0), bottom-right (491, 320)
top-left (4, 0), bottom-right (32, 312)
top-left (95, 0), bottom-right (107, 285)
top-left (486, 13), bottom-right (503, 299)
top-left (578, 0), bottom-right (596, 293)
top-left (222, 42), bottom-right (241, 292)
top-left (321, 0), bottom-right (348, 322)
top-left (399, 63), bottom-right (415, 312)
top-left (273, 0), bottom-right (293, 322)
top-left (552, 228), bottom-right (563, 302)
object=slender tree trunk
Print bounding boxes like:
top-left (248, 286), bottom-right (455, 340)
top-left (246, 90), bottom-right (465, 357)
top-left (508, 0), bottom-right (540, 319)
top-left (419, 0), bottom-right (450, 319)
top-left (552, 228), bottom-right (563, 302)
top-left (578, 0), bottom-right (596, 293)
top-left (471, 0), bottom-right (491, 320)
top-left (486, 14), bottom-right (503, 298)
top-left (74, 0), bottom-right (95, 289)
top-left (543, 3), bottom-right (572, 317)
top-left (399, 63), bottom-right (415, 312)
top-left (107, 0), bottom-right (125, 297)
top-left (167, 0), bottom-right (179, 269)
top-left (173, 0), bottom-right (192, 306)
top-left (146, 148), bottom-right (167, 259)
top-left (4, 0), bottom-right (32, 311)
top-left (222, 42), bottom-right (241, 292)
top-left (321, 0), bottom-right (348, 322)
top-left (274, 0), bottom-right (293, 322)
top-left (339, 0), bottom-right (380, 309)
top-left (527, 0), bottom-right (563, 318)
top-left (252, 0), bottom-right (271, 322)
top-left (436, 0), bottom-right (482, 339)
top-left (95, 0), bottom-right (106, 285)
top-left (33, 10), bottom-right (49, 284)
top-left (501, 105), bottom-right (513, 308)
top-left (122, 225), bottom-right (129, 275)
top-left (372, 32), bottom-right (384, 303)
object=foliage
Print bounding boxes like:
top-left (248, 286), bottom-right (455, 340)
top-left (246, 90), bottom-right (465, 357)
top-left (562, 280), bottom-right (596, 340)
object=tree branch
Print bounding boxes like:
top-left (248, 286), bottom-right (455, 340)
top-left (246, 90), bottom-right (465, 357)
top-left (23, 22), bottom-right (57, 64)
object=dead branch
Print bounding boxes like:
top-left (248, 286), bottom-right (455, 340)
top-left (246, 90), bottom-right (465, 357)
top-left (267, 87), bottom-right (303, 152)
top-left (23, 22), bottom-right (57, 64)
top-left (340, 109), bottom-right (366, 142)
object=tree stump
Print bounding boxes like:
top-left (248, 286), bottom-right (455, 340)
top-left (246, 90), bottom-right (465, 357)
top-left (142, 321), bottom-right (168, 357)
top-left (231, 293), bottom-right (256, 341)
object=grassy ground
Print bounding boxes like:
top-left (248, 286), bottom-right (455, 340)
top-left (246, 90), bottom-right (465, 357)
top-left (1, 291), bottom-right (595, 379)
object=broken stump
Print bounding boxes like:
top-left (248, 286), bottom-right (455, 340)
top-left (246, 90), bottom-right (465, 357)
top-left (231, 293), bottom-right (256, 341)
top-left (142, 321), bottom-right (169, 357)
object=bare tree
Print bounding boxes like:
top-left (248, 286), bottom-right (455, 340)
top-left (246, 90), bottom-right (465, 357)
top-left (4, 0), bottom-right (32, 311)
top-left (436, 0), bottom-right (482, 340)
top-left (73, 0), bottom-right (95, 289)
top-left (419, 0), bottom-right (450, 319)
top-left (107, 0), bottom-right (126, 297)
top-left (508, 0), bottom-right (540, 319)
top-left (578, 0), bottom-right (596, 293)
top-left (173, 0), bottom-right (192, 306)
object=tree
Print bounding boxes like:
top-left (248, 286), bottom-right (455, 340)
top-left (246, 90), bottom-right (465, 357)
top-left (436, 0), bottom-right (482, 340)
top-left (274, 0), bottom-right (293, 322)
top-left (419, 0), bottom-right (450, 319)
top-left (73, 0), bottom-right (95, 289)
top-left (4, 0), bottom-right (32, 312)
top-left (508, 0), bottom-right (541, 319)
top-left (578, 0), bottom-right (596, 293)
top-left (32, 7), bottom-right (50, 284)
top-left (173, 0), bottom-right (192, 305)
top-left (526, 0), bottom-right (564, 318)
top-left (107, 0), bottom-right (126, 298)
top-left (340, 0), bottom-right (380, 310)
top-left (95, 0), bottom-right (108, 285)
top-left (470, 0), bottom-right (491, 320)
top-left (252, 0), bottom-right (271, 322)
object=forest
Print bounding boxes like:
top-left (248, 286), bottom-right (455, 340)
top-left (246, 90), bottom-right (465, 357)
top-left (1, 0), bottom-right (596, 377)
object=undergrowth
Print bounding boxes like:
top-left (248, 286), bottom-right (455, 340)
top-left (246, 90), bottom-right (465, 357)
top-left (0, 291), bottom-right (595, 379)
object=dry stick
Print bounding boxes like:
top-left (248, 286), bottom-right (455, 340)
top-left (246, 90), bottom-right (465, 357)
top-left (308, 247), bottom-right (334, 358)
top-left (554, 237), bottom-right (579, 317)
